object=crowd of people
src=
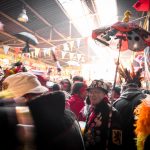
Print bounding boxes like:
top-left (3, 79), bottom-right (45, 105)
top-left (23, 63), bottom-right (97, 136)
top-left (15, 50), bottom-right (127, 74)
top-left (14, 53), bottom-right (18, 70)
top-left (0, 63), bottom-right (150, 150)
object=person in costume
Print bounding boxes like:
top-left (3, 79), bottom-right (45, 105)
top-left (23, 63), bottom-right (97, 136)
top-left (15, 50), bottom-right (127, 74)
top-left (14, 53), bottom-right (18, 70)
top-left (113, 66), bottom-right (146, 150)
top-left (83, 79), bottom-right (122, 150)
top-left (134, 97), bottom-right (150, 150)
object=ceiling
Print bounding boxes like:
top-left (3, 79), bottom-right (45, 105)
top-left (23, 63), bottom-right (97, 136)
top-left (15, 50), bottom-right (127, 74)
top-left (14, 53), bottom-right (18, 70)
top-left (0, 0), bottom-right (143, 67)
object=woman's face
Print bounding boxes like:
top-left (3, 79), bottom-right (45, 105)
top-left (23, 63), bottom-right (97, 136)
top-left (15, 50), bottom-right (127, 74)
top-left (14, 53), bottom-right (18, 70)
top-left (88, 88), bottom-right (105, 106)
top-left (80, 85), bottom-right (87, 99)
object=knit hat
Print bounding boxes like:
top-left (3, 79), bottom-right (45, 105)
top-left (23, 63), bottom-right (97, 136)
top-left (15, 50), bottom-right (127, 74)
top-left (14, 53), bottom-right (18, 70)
top-left (2, 72), bottom-right (48, 98)
top-left (87, 79), bottom-right (109, 94)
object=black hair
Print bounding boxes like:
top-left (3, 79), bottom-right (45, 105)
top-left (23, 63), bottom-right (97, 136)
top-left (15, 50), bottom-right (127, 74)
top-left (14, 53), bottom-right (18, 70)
top-left (112, 86), bottom-right (121, 95)
top-left (60, 79), bottom-right (71, 93)
top-left (73, 76), bottom-right (83, 83)
top-left (71, 82), bottom-right (86, 95)
top-left (52, 83), bottom-right (60, 91)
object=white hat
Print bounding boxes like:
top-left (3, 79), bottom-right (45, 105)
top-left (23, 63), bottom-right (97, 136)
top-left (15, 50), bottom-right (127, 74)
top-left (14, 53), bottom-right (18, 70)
top-left (2, 72), bottom-right (48, 98)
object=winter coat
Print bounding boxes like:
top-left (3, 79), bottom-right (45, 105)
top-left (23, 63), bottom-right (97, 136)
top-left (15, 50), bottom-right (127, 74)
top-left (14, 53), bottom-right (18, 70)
top-left (28, 91), bottom-right (85, 150)
top-left (113, 88), bottom-right (146, 150)
top-left (83, 100), bottom-right (122, 150)
top-left (67, 94), bottom-right (85, 119)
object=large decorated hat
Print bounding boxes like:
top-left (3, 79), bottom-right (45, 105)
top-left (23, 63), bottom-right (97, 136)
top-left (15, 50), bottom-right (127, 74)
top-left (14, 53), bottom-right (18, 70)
top-left (87, 79), bottom-right (109, 94)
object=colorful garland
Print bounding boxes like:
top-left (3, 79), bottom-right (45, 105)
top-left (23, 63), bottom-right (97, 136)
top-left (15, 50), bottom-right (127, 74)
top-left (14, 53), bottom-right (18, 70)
top-left (3, 61), bottom-right (27, 78)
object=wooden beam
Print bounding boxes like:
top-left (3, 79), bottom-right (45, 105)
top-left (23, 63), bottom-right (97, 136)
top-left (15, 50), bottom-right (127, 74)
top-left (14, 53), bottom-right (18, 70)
top-left (0, 31), bottom-right (36, 48)
top-left (0, 11), bottom-right (55, 47)
top-left (19, 0), bottom-right (68, 40)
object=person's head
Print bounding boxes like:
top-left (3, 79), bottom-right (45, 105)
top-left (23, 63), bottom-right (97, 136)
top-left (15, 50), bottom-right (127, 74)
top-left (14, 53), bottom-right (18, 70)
top-left (71, 82), bottom-right (87, 99)
top-left (60, 79), bottom-right (71, 93)
top-left (46, 81), bottom-right (61, 92)
top-left (119, 67), bottom-right (143, 93)
top-left (121, 82), bottom-right (139, 93)
top-left (112, 86), bottom-right (121, 100)
top-left (87, 80), bottom-right (109, 106)
top-left (1, 72), bottom-right (48, 100)
top-left (72, 76), bottom-right (84, 83)
top-left (106, 82), bottom-right (113, 92)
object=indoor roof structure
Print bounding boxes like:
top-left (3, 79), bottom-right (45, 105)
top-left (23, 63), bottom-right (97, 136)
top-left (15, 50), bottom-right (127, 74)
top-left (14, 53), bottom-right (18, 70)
top-left (0, 0), bottom-right (143, 67)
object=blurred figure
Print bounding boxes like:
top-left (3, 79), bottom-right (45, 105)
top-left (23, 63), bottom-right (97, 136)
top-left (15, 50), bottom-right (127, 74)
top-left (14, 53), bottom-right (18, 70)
top-left (0, 72), bottom-right (49, 150)
top-left (0, 72), bottom-right (85, 150)
top-left (67, 82), bottom-right (87, 119)
top-left (46, 81), bottom-right (61, 92)
top-left (51, 83), bottom-right (61, 92)
top-left (112, 86), bottom-right (121, 102)
top-left (73, 75), bottom-right (84, 83)
top-left (60, 79), bottom-right (71, 93)
top-left (83, 80), bottom-right (122, 150)
top-left (28, 91), bottom-right (85, 150)
top-left (60, 79), bottom-right (71, 99)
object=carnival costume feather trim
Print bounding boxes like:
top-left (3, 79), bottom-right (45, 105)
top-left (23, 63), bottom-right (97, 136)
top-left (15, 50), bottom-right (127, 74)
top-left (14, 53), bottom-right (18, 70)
top-left (134, 99), bottom-right (150, 150)
top-left (118, 65), bottom-right (143, 86)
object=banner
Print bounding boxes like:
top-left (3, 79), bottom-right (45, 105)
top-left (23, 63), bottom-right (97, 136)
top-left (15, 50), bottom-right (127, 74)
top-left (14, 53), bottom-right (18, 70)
top-left (62, 51), bottom-right (67, 59)
top-left (43, 48), bottom-right (49, 57)
top-left (69, 41), bottom-right (74, 51)
top-left (14, 47), bottom-right (20, 55)
top-left (63, 43), bottom-right (69, 51)
top-left (77, 53), bottom-right (82, 61)
top-left (51, 46), bottom-right (56, 52)
top-left (69, 52), bottom-right (75, 60)
top-left (3, 45), bottom-right (10, 54)
top-left (47, 49), bottom-right (51, 56)
top-left (31, 51), bottom-right (35, 58)
top-left (35, 48), bottom-right (40, 57)
top-left (76, 38), bottom-right (81, 48)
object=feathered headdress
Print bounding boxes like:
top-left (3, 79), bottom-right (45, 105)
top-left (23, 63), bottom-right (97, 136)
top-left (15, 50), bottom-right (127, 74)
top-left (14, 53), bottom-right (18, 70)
top-left (118, 65), bottom-right (143, 87)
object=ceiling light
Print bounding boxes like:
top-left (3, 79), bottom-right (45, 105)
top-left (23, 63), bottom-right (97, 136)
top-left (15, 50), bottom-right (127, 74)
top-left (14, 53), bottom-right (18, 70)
top-left (17, 9), bottom-right (28, 23)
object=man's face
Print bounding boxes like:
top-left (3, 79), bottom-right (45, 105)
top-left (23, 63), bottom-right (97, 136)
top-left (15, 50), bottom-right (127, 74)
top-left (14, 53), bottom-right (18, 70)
top-left (88, 88), bottom-right (106, 106)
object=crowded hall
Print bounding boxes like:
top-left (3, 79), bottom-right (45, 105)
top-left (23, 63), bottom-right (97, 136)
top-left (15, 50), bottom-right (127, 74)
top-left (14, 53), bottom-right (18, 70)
top-left (0, 0), bottom-right (150, 150)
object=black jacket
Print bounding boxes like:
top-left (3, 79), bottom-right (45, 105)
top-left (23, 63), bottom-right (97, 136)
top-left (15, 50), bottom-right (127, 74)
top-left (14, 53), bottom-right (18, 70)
top-left (0, 92), bottom-right (85, 150)
top-left (113, 88), bottom-right (146, 150)
top-left (28, 91), bottom-right (85, 150)
top-left (83, 100), bottom-right (122, 150)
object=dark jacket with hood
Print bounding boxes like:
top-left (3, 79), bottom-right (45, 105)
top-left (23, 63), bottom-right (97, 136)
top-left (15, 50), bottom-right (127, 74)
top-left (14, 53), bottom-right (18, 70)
top-left (28, 91), bottom-right (85, 150)
top-left (113, 88), bottom-right (146, 150)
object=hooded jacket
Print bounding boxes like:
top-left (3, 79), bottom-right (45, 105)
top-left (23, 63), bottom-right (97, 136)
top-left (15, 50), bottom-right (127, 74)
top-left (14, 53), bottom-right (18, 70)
top-left (113, 87), bottom-right (146, 150)
top-left (28, 91), bottom-right (85, 150)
